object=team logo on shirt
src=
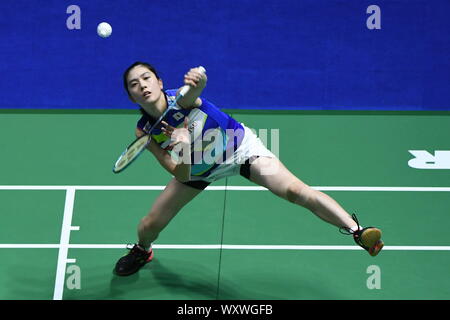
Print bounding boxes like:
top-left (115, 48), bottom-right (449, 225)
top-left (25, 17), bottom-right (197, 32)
top-left (173, 112), bottom-right (184, 121)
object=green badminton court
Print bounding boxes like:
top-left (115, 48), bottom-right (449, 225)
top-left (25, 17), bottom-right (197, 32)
top-left (0, 109), bottom-right (449, 300)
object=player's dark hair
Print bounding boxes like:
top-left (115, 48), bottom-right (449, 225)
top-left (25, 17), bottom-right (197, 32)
top-left (123, 61), bottom-right (162, 118)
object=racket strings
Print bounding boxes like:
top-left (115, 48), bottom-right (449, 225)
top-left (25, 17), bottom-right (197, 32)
top-left (113, 91), bottom-right (183, 173)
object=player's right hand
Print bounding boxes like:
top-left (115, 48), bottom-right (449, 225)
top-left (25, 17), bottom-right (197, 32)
top-left (184, 67), bottom-right (207, 89)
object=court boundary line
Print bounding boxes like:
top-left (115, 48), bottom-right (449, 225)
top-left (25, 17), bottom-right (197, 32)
top-left (1, 244), bottom-right (449, 251)
top-left (52, 187), bottom-right (75, 300)
top-left (1, 185), bottom-right (450, 191)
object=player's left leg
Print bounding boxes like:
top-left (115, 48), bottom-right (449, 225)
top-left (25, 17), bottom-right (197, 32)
top-left (247, 156), bottom-right (356, 228)
top-left (246, 156), bottom-right (384, 256)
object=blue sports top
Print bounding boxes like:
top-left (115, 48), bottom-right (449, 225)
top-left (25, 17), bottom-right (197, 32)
top-left (136, 89), bottom-right (245, 178)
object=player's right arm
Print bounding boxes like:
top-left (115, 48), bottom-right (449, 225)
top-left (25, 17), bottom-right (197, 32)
top-left (176, 67), bottom-right (207, 110)
top-left (135, 128), bottom-right (191, 182)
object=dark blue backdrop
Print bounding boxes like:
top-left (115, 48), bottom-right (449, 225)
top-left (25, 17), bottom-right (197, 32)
top-left (0, 0), bottom-right (449, 110)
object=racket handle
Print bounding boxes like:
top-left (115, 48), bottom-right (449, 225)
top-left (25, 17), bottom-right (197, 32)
top-left (179, 66), bottom-right (207, 97)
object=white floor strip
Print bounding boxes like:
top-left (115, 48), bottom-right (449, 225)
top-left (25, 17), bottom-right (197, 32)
top-left (314, 187), bottom-right (450, 192)
top-left (1, 185), bottom-right (450, 191)
top-left (52, 187), bottom-right (76, 301)
top-left (1, 244), bottom-right (450, 251)
top-left (0, 244), bottom-right (60, 248)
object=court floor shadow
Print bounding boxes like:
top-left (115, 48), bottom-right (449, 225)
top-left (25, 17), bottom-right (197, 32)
top-left (113, 258), bottom-right (292, 300)
top-left (2, 262), bottom-right (343, 300)
top-left (107, 256), bottom-right (348, 300)
top-left (107, 258), bottom-right (242, 299)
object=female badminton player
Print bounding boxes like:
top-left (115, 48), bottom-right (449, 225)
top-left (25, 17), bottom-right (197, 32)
top-left (114, 62), bottom-right (384, 276)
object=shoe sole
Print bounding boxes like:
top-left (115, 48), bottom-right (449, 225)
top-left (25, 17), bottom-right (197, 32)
top-left (361, 228), bottom-right (384, 256)
top-left (369, 240), bottom-right (384, 257)
top-left (147, 250), bottom-right (154, 262)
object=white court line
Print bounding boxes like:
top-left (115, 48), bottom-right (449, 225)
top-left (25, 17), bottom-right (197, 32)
top-left (1, 244), bottom-right (450, 251)
top-left (1, 185), bottom-right (450, 191)
top-left (52, 187), bottom-right (76, 301)
top-left (154, 244), bottom-right (450, 251)
top-left (0, 244), bottom-right (60, 248)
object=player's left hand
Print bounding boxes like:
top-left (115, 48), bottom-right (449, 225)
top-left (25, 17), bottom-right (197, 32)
top-left (161, 118), bottom-right (191, 151)
top-left (184, 67), bottom-right (207, 89)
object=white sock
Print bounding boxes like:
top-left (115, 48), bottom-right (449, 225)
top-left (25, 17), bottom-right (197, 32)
top-left (350, 225), bottom-right (363, 232)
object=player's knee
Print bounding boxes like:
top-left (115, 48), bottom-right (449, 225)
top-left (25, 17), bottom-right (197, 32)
top-left (286, 181), bottom-right (314, 207)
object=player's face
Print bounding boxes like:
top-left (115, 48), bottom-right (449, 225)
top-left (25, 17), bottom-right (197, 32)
top-left (126, 65), bottom-right (164, 107)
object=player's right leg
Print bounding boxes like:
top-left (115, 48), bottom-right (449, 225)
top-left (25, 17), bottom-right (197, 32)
top-left (114, 178), bottom-right (204, 276)
top-left (246, 156), bottom-right (384, 256)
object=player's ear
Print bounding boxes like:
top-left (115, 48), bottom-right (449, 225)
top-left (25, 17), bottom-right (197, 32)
top-left (159, 78), bottom-right (163, 90)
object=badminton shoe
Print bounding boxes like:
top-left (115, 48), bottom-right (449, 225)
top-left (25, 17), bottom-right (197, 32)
top-left (114, 243), bottom-right (154, 276)
top-left (340, 214), bottom-right (384, 256)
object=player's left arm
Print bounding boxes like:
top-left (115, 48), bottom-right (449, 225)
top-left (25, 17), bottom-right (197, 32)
top-left (176, 67), bottom-right (207, 109)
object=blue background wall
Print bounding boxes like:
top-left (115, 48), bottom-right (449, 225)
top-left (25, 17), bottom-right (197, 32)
top-left (0, 0), bottom-right (449, 110)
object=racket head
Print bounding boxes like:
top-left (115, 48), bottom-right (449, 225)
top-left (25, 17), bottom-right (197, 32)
top-left (112, 134), bottom-right (152, 173)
